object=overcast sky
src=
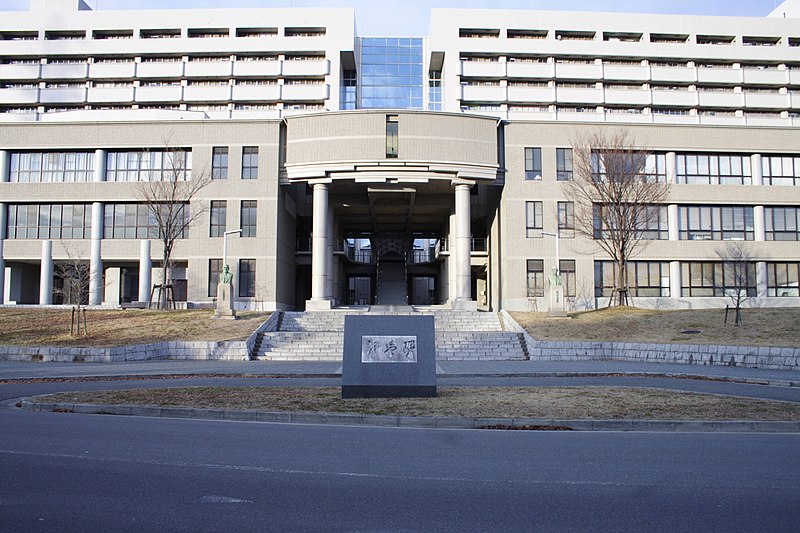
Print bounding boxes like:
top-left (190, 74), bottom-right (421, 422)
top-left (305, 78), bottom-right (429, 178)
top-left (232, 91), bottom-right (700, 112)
top-left (1, 0), bottom-right (786, 36)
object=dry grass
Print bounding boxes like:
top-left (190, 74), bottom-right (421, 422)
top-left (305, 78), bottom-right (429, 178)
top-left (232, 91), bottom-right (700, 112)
top-left (512, 306), bottom-right (800, 348)
top-left (37, 386), bottom-right (800, 421)
top-left (0, 309), bottom-right (270, 348)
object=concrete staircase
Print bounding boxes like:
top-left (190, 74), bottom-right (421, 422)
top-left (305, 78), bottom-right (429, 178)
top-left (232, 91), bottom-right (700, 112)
top-left (253, 309), bottom-right (528, 361)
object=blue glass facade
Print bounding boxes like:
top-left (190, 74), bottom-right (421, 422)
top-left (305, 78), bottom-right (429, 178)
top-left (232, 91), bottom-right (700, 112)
top-left (359, 37), bottom-right (423, 109)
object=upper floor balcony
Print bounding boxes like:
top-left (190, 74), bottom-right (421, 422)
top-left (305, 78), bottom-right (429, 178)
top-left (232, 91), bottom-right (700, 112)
top-left (232, 60), bottom-right (282, 77)
top-left (88, 62), bottom-right (136, 79)
top-left (137, 61), bottom-right (184, 78)
top-left (87, 87), bottom-right (135, 103)
top-left (696, 68), bottom-right (743, 84)
top-left (461, 85), bottom-right (506, 102)
top-left (651, 90), bottom-right (697, 107)
top-left (281, 84), bottom-right (329, 101)
top-left (183, 85), bottom-right (232, 101)
top-left (184, 61), bottom-right (233, 78)
top-left (0, 64), bottom-right (41, 80)
top-left (231, 84), bottom-right (281, 101)
top-left (506, 86), bottom-right (555, 103)
top-left (39, 87), bottom-right (86, 103)
top-left (555, 87), bottom-right (604, 104)
top-left (134, 85), bottom-right (183, 102)
top-left (461, 61), bottom-right (506, 78)
top-left (742, 68), bottom-right (789, 85)
top-left (506, 61), bottom-right (554, 79)
top-left (697, 91), bottom-right (744, 108)
top-left (282, 59), bottom-right (330, 77)
top-left (602, 65), bottom-right (649, 82)
top-left (604, 88), bottom-right (651, 106)
top-left (554, 63), bottom-right (603, 80)
top-left (650, 66), bottom-right (696, 84)
top-left (743, 93), bottom-right (790, 108)
top-left (0, 87), bottom-right (38, 104)
top-left (41, 63), bottom-right (88, 79)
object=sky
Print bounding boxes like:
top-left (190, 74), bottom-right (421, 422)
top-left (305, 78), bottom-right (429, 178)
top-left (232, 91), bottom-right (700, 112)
top-left (0, 0), bottom-right (787, 36)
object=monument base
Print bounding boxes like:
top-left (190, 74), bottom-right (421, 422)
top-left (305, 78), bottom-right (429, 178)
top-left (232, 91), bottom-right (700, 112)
top-left (213, 281), bottom-right (237, 319)
top-left (548, 285), bottom-right (569, 318)
top-left (342, 385), bottom-right (437, 399)
top-left (213, 308), bottom-right (238, 319)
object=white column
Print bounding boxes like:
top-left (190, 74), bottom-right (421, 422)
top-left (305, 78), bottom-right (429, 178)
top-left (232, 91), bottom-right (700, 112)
top-left (0, 150), bottom-right (9, 182)
top-left (666, 151), bottom-right (677, 184)
top-left (308, 183), bottom-right (331, 309)
top-left (0, 202), bottom-right (6, 303)
top-left (39, 240), bottom-right (53, 305)
top-left (756, 261), bottom-right (768, 298)
top-left (751, 154), bottom-right (763, 186)
top-left (754, 205), bottom-right (766, 242)
top-left (453, 183), bottom-right (474, 308)
top-left (89, 202), bottom-right (104, 306)
top-left (93, 149), bottom-right (107, 182)
top-left (669, 261), bottom-right (682, 299)
top-left (139, 239), bottom-right (152, 304)
top-left (326, 205), bottom-right (334, 301)
top-left (667, 204), bottom-right (680, 241)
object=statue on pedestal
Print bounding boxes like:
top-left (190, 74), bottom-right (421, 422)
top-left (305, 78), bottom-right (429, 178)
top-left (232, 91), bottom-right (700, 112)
top-left (213, 264), bottom-right (237, 319)
top-left (548, 267), bottom-right (568, 318)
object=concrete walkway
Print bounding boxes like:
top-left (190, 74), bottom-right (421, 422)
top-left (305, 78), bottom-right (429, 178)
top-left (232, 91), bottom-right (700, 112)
top-left (1, 359), bottom-right (798, 386)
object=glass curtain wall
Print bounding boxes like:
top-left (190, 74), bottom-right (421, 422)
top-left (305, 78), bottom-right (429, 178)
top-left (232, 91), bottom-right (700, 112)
top-left (359, 38), bottom-right (423, 109)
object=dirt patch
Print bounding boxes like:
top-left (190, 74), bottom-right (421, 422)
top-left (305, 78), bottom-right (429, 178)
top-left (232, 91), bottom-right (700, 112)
top-left (0, 309), bottom-right (270, 348)
top-left (512, 307), bottom-right (800, 348)
top-left (35, 386), bottom-right (800, 421)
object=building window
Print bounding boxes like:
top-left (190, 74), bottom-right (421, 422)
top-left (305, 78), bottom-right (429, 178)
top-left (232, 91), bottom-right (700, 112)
top-left (676, 154), bottom-right (752, 185)
top-left (239, 259), bottom-right (256, 297)
top-left (208, 259), bottom-right (222, 297)
top-left (557, 201), bottom-right (574, 237)
top-left (556, 148), bottom-right (573, 180)
top-left (767, 262), bottom-right (800, 297)
top-left (386, 115), bottom-right (398, 158)
top-left (210, 201), bottom-right (226, 237)
top-left (526, 259), bottom-right (544, 297)
top-left (681, 261), bottom-right (756, 297)
top-left (6, 204), bottom-right (91, 239)
top-left (241, 200), bottom-right (257, 237)
top-left (595, 260), bottom-right (670, 297)
top-left (525, 201), bottom-right (543, 237)
top-left (591, 153), bottom-right (667, 183)
top-left (525, 147), bottom-right (542, 180)
top-left (104, 203), bottom-right (187, 239)
top-left (765, 207), bottom-right (800, 241)
top-left (106, 150), bottom-right (192, 182)
top-left (360, 37), bottom-right (423, 109)
top-left (679, 206), bottom-right (754, 241)
top-left (428, 70), bottom-right (442, 111)
top-left (762, 156), bottom-right (800, 186)
top-left (241, 147), bottom-right (259, 179)
top-left (593, 205), bottom-right (668, 240)
top-left (341, 69), bottom-right (357, 110)
top-left (559, 259), bottom-right (576, 298)
top-left (10, 152), bottom-right (95, 183)
top-left (212, 147), bottom-right (228, 179)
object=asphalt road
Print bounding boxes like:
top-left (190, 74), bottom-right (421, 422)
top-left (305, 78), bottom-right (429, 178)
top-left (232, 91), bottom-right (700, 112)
top-left (1, 377), bottom-right (799, 532)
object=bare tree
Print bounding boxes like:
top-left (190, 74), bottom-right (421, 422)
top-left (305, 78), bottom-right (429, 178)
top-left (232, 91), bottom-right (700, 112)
top-left (567, 129), bottom-right (671, 306)
top-left (136, 144), bottom-right (211, 309)
top-left (53, 241), bottom-right (91, 335)
top-left (716, 241), bottom-right (756, 326)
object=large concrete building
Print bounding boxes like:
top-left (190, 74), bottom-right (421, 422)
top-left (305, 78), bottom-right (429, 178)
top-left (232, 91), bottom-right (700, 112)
top-left (1, 0), bottom-right (799, 312)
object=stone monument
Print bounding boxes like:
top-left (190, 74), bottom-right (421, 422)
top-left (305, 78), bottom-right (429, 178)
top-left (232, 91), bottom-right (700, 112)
top-left (213, 264), bottom-right (237, 319)
top-left (341, 314), bottom-right (436, 398)
top-left (548, 267), bottom-right (568, 318)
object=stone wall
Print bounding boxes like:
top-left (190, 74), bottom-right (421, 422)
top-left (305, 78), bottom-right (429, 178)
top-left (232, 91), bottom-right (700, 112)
top-left (0, 313), bottom-right (280, 363)
top-left (500, 310), bottom-right (800, 371)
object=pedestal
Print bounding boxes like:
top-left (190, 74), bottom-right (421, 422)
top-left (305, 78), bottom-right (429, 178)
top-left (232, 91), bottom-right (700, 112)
top-left (548, 285), bottom-right (568, 318)
top-left (213, 281), bottom-right (237, 319)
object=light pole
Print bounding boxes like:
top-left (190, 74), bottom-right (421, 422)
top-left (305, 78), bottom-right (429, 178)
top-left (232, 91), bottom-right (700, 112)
top-left (223, 229), bottom-right (242, 271)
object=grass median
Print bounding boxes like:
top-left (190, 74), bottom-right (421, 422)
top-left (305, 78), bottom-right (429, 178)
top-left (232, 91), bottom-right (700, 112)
top-left (35, 386), bottom-right (800, 421)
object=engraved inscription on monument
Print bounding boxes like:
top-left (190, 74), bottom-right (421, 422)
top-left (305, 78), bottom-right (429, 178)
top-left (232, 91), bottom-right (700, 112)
top-left (361, 336), bottom-right (418, 363)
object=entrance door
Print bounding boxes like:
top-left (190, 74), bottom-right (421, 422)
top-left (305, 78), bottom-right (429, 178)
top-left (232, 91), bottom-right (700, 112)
top-left (348, 276), bottom-right (372, 305)
top-left (411, 276), bottom-right (435, 305)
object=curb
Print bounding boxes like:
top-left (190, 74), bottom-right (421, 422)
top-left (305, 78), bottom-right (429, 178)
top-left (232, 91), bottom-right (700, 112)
top-left (17, 399), bottom-right (800, 433)
top-left (2, 371), bottom-right (799, 388)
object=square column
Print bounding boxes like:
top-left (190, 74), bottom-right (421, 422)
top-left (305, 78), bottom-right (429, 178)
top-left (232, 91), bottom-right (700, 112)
top-left (40, 240), bottom-right (53, 305)
top-left (307, 182), bottom-right (333, 310)
top-left (751, 154), bottom-right (763, 186)
top-left (667, 204), bottom-right (680, 241)
top-left (666, 151), bottom-right (677, 184)
top-left (452, 182), bottom-right (476, 310)
top-left (753, 205), bottom-right (766, 242)
top-left (0, 150), bottom-right (9, 183)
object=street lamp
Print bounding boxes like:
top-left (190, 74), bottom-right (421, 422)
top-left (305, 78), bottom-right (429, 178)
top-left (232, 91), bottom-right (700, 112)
top-left (223, 229), bottom-right (242, 270)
